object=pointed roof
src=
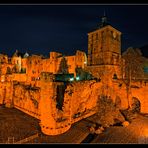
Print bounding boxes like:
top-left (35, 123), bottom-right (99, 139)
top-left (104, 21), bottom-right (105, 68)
top-left (12, 50), bottom-right (24, 58)
top-left (100, 11), bottom-right (108, 28)
top-left (88, 13), bottom-right (111, 33)
top-left (23, 52), bottom-right (29, 58)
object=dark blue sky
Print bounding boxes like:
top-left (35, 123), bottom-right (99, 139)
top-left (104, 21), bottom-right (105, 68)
top-left (0, 4), bottom-right (148, 57)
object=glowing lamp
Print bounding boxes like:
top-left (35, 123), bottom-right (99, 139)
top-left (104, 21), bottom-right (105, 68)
top-left (76, 76), bottom-right (80, 81)
top-left (69, 78), bottom-right (74, 81)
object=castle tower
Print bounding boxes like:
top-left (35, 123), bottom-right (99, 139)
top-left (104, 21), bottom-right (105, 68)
top-left (86, 14), bottom-right (122, 80)
top-left (39, 72), bottom-right (71, 135)
top-left (87, 14), bottom-right (121, 66)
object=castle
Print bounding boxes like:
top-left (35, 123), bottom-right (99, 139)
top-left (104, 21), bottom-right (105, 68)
top-left (0, 15), bottom-right (148, 135)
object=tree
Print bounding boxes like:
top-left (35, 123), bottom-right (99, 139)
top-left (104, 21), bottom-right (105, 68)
top-left (57, 56), bottom-right (69, 74)
top-left (96, 95), bottom-right (125, 127)
top-left (122, 47), bottom-right (145, 108)
top-left (122, 47), bottom-right (144, 80)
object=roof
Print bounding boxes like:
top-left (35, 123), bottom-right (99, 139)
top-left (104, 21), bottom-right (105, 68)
top-left (88, 22), bottom-right (111, 33)
top-left (87, 15), bottom-right (120, 34)
top-left (12, 50), bottom-right (24, 58)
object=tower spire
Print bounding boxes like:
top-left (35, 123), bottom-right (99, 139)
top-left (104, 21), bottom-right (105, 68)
top-left (101, 10), bottom-right (107, 27)
top-left (104, 9), bottom-right (106, 16)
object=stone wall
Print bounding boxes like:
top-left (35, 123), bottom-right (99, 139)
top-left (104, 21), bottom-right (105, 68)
top-left (131, 84), bottom-right (148, 113)
top-left (12, 73), bottom-right (27, 82)
top-left (85, 65), bottom-right (122, 81)
top-left (13, 83), bottom-right (41, 119)
top-left (39, 72), bottom-right (72, 135)
top-left (65, 80), bottom-right (102, 123)
top-left (0, 74), bottom-right (148, 136)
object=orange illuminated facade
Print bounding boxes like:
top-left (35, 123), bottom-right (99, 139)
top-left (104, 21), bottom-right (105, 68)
top-left (86, 15), bottom-right (122, 82)
top-left (0, 15), bottom-right (148, 136)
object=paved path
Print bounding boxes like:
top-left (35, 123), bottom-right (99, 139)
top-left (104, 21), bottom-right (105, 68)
top-left (0, 106), bottom-right (40, 143)
top-left (91, 114), bottom-right (148, 144)
top-left (28, 120), bottom-right (90, 144)
top-left (1, 106), bottom-right (148, 144)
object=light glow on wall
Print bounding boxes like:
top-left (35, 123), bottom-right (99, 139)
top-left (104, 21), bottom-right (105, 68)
top-left (69, 77), bottom-right (74, 81)
top-left (76, 76), bottom-right (80, 81)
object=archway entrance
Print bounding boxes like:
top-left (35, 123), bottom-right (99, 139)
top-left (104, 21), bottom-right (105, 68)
top-left (115, 96), bottom-right (121, 108)
top-left (131, 97), bottom-right (141, 113)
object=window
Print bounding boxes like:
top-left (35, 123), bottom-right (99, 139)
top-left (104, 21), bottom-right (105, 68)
top-left (96, 33), bottom-right (98, 40)
top-left (101, 31), bottom-right (105, 42)
top-left (117, 34), bottom-right (120, 41)
top-left (93, 48), bottom-right (95, 54)
top-left (31, 77), bottom-right (35, 81)
top-left (21, 68), bottom-right (26, 73)
top-left (32, 70), bottom-right (36, 74)
top-left (8, 58), bottom-right (11, 64)
top-left (6, 67), bottom-right (11, 74)
top-left (113, 74), bottom-right (118, 79)
top-left (91, 44), bottom-right (93, 49)
top-left (92, 34), bottom-right (93, 41)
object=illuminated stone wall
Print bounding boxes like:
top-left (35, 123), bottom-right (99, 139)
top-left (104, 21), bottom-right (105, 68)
top-left (87, 25), bottom-right (121, 66)
top-left (66, 80), bottom-right (102, 124)
top-left (26, 55), bottom-right (43, 83)
top-left (42, 50), bottom-right (87, 77)
top-left (0, 73), bottom-right (148, 135)
top-left (39, 72), bottom-right (71, 135)
top-left (11, 74), bottom-right (27, 82)
top-left (0, 81), bottom-right (13, 108)
top-left (85, 64), bottom-right (122, 80)
top-left (13, 83), bottom-right (41, 119)
top-left (131, 82), bottom-right (148, 113)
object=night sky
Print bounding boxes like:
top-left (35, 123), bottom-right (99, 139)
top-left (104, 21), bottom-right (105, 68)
top-left (0, 4), bottom-right (148, 57)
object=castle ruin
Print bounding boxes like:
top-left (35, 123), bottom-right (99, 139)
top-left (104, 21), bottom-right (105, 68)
top-left (0, 15), bottom-right (148, 135)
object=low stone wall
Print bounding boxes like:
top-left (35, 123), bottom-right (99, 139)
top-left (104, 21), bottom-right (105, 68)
top-left (65, 80), bottom-right (101, 120)
top-left (0, 77), bottom-right (148, 136)
top-left (131, 86), bottom-right (148, 113)
top-left (13, 84), bottom-right (40, 119)
top-left (12, 74), bottom-right (27, 82)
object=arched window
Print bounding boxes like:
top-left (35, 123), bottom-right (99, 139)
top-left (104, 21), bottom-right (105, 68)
top-left (113, 73), bottom-right (118, 79)
top-left (115, 96), bottom-right (121, 108)
top-left (96, 33), bottom-right (98, 40)
top-left (6, 67), bottom-right (11, 74)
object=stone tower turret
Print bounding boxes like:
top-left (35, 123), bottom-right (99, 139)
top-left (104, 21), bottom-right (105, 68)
top-left (39, 72), bottom-right (71, 135)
